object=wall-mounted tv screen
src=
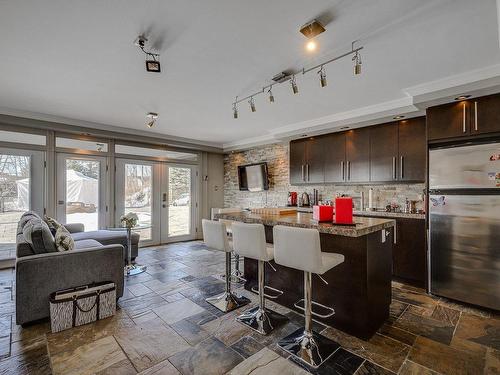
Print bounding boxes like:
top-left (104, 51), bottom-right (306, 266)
top-left (238, 162), bottom-right (269, 191)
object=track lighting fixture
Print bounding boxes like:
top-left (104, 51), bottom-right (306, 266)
top-left (231, 40), bottom-right (364, 119)
top-left (268, 87), bottom-right (275, 103)
top-left (146, 112), bottom-right (158, 128)
top-left (249, 97), bottom-right (256, 112)
top-left (134, 35), bottom-right (161, 73)
top-left (233, 103), bottom-right (238, 119)
top-left (291, 75), bottom-right (298, 94)
top-left (319, 66), bottom-right (327, 87)
top-left (352, 41), bottom-right (362, 75)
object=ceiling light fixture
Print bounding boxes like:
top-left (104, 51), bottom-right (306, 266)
top-left (268, 86), bottom-right (275, 103)
top-left (291, 75), bottom-right (299, 94)
top-left (231, 40), bottom-right (364, 118)
top-left (339, 126), bottom-right (349, 130)
top-left (454, 95), bottom-right (471, 101)
top-left (134, 35), bottom-right (161, 73)
top-left (393, 115), bottom-right (405, 120)
top-left (146, 112), bottom-right (158, 128)
top-left (233, 98), bottom-right (238, 119)
top-left (318, 66), bottom-right (327, 87)
top-left (352, 41), bottom-right (362, 75)
top-left (249, 97), bottom-right (256, 112)
top-left (306, 40), bottom-right (317, 52)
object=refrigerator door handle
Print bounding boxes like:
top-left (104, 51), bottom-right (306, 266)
top-left (462, 102), bottom-right (466, 133)
top-left (474, 101), bottom-right (478, 131)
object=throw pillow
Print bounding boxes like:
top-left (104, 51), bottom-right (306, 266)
top-left (55, 225), bottom-right (75, 252)
top-left (44, 216), bottom-right (62, 236)
top-left (22, 218), bottom-right (57, 254)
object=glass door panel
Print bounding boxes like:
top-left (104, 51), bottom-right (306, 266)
top-left (167, 166), bottom-right (192, 237)
top-left (124, 163), bottom-right (153, 241)
top-left (57, 154), bottom-right (107, 230)
top-left (0, 149), bottom-right (44, 261)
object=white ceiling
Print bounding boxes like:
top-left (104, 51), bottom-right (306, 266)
top-left (0, 0), bottom-right (499, 151)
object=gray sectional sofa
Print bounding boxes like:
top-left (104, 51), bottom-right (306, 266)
top-left (15, 212), bottom-right (140, 325)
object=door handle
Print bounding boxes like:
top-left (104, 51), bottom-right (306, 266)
top-left (306, 164), bottom-right (309, 181)
top-left (474, 101), bottom-right (478, 131)
top-left (392, 157), bottom-right (396, 180)
top-left (462, 102), bottom-right (466, 133)
top-left (341, 161), bottom-right (345, 181)
top-left (400, 156), bottom-right (404, 179)
top-left (347, 161), bottom-right (351, 180)
top-left (301, 164), bottom-right (305, 181)
top-left (58, 200), bottom-right (65, 205)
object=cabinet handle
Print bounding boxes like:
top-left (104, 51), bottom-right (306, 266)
top-left (341, 161), bottom-right (345, 181)
top-left (301, 164), bottom-right (305, 181)
top-left (347, 161), bottom-right (351, 180)
top-left (306, 164), bottom-right (309, 181)
top-left (392, 157), bottom-right (396, 180)
top-left (462, 102), bottom-right (466, 133)
top-left (474, 101), bottom-right (478, 131)
top-left (400, 156), bottom-right (404, 179)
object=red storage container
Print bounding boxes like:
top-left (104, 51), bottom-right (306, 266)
top-left (313, 205), bottom-right (334, 222)
top-left (334, 197), bottom-right (353, 224)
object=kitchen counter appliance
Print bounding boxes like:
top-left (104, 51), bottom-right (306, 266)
top-left (429, 141), bottom-right (500, 310)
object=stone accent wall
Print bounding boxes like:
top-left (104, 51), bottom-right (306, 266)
top-left (224, 142), bottom-right (426, 211)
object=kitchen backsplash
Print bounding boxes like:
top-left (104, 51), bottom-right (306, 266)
top-left (224, 143), bottom-right (426, 211)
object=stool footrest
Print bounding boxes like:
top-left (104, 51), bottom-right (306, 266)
top-left (251, 285), bottom-right (284, 300)
top-left (293, 299), bottom-right (335, 318)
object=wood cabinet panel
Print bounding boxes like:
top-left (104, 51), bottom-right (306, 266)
top-left (305, 138), bottom-right (325, 183)
top-left (346, 128), bottom-right (370, 182)
top-left (427, 101), bottom-right (470, 140)
top-left (289, 140), bottom-right (306, 184)
top-left (474, 94), bottom-right (500, 135)
top-left (370, 123), bottom-right (398, 182)
top-left (398, 117), bottom-right (426, 182)
top-left (324, 133), bottom-right (346, 183)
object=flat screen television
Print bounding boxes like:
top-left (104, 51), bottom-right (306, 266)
top-left (238, 162), bottom-right (269, 191)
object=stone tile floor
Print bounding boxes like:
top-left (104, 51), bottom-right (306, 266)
top-left (0, 240), bottom-right (498, 374)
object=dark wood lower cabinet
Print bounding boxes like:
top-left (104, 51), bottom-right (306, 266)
top-left (392, 218), bottom-right (427, 288)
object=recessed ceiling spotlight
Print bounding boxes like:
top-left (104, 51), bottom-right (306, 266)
top-left (146, 112), bottom-right (158, 128)
top-left (306, 40), bottom-right (317, 52)
top-left (340, 126), bottom-right (349, 130)
top-left (454, 95), bottom-right (471, 101)
top-left (393, 115), bottom-right (405, 120)
top-left (301, 134), bottom-right (308, 137)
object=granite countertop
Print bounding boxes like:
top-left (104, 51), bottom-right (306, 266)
top-left (296, 206), bottom-right (425, 220)
top-left (353, 210), bottom-right (426, 220)
top-left (215, 211), bottom-right (395, 238)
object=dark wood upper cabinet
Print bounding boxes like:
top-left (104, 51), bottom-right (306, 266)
top-left (474, 94), bottom-right (500, 135)
top-left (370, 123), bottom-right (398, 182)
top-left (289, 138), bottom-right (324, 184)
top-left (427, 101), bottom-right (470, 140)
top-left (346, 128), bottom-right (370, 183)
top-left (324, 133), bottom-right (346, 183)
top-left (305, 138), bottom-right (325, 184)
top-left (398, 117), bottom-right (426, 182)
top-left (289, 139), bottom-right (307, 184)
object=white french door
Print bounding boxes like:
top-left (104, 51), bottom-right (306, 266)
top-left (115, 159), bottom-right (198, 246)
top-left (0, 148), bottom-right (44, 260)
top-left (56, 154), bottom-right (107, 230)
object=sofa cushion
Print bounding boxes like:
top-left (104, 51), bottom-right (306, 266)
top-left (44, 216), bottom-right (62, 236)
top-left (74, 239), bottom-right (102, 250)
top-left (71, 230), bottom-right (140, 246)
top-left (55, 225), bottom-right (75, 252)
top-left (17, 211), bottom-right (40, 235)
top-left (22, 218), bottom-right (57, 254)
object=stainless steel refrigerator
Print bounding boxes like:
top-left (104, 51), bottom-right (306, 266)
top-left (429, 141), bottom-right (500, 310)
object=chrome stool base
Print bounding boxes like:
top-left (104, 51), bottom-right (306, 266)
top-left (237, 306), bottom-right (288, 335)
top-left (278, 327), bottom-right (340, 369)
top-left (206, 291), bottom-right (250, 313)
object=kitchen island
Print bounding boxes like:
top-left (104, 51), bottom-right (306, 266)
top-left (215, 211), bottom-right (396, 339)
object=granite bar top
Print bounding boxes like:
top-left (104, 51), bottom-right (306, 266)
top-left (215, 211), bottom-right (395, 238)
top-left (296, 206), bottom-right (425, 220)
